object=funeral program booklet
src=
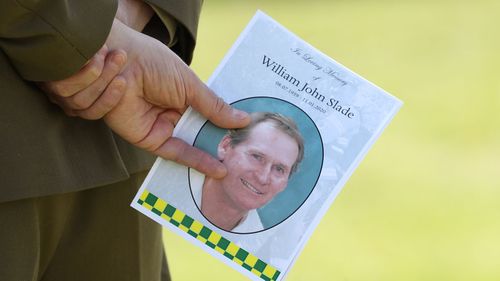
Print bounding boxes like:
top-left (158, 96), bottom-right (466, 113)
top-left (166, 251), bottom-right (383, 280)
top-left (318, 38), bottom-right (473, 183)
top-left (131, 11), bottom-right (402, 281)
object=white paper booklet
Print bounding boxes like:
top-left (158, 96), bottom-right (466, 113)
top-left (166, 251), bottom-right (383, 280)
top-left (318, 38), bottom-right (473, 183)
top-left (131, 11), bottom-right (402, 281)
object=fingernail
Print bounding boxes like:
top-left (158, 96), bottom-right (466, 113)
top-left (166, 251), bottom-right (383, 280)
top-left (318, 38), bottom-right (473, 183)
top-left (232, 109), bottom-right (249, 120)
top-left (214, 164), bottom-right (227, 179)
top-left (113, 51), bottom-right (127, 67)
top-left (112, 76), bottom-right (126, 90)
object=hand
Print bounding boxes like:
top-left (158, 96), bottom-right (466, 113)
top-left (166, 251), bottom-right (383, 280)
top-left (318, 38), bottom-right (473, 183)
top-left (104, 19), bottom-right (250, 178)
top-left (39, 45), bottom-right (128, 120)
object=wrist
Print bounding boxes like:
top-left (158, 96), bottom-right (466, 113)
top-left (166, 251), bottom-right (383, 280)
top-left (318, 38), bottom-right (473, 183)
top-left (116, 0), bottom-right (154, 31)
top-left (106, 19), bottom-right (134, 54)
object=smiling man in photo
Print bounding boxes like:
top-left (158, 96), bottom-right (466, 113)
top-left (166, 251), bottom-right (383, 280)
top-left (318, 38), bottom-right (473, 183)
top-left (190, 112), bottom-right (304, 232)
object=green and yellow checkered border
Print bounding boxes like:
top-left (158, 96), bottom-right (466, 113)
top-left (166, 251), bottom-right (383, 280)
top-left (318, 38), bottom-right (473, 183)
top-left (137, 190), bottom-right (281, 281)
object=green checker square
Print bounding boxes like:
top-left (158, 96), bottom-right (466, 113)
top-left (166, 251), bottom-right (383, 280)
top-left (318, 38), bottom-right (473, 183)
top-left (261, 275), bottom-right (271, 281)
top-left (187, 230), bottom-right (198, 238)
top-left (137, 199), bottom-right (144, 205)
top-left (163, 205), bottom-right (176, 217)
top-left (223, 252), bottom-right (234, 260)
top-left (199, 227), bottom-right (212, 239)
top-left (272, 271), bottom-right (280, 280)
top-left (144, 193), bottom-right (158, 206)
top-left (216, 237), bottom-right (230, 250)
top-left (206, 241), bottom-right (216, 249)
top-left (254, 260), bottom-right (267, 272)
top-left (170, 219), bottom-right (180, 227)
top-left (235, 248), bottom-right (249, 261)
top-left (181, 216), bottom-right (194, 228)
top-left (152, 208), bottom-right (162, 216)
top-left (242, 263), bottom-right (252, 272)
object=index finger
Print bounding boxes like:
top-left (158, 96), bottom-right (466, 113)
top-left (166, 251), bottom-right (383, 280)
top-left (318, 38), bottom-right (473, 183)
top-left (154, 137), bottom-right (228, 179)
top-left (184, 70), bottom-right (251, 129)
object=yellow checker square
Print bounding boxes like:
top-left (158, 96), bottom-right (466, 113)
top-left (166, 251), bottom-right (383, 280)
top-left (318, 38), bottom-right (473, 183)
top-left (207, 232), bottom-right (221, 245)
top-left (233, 259), bottom-right (243, 266)
top-left (160, 214), bottom-right (170, 221)
top-left (153, 199), bottom-right (167, 211)
top-left (179, 224), bottom-right (190, 232)
top-left (189, 221), bottom-right (204, 234)
top-left (251, 268), bottom-right (261, 276)
top-left (225, 243), bottom-right (239, 256)
top-left (139, 191), bottom-right (149, 201)
top-left (196, 236), bottom-right (207, 244)
top-left (263, 266), bottom-right (277, 278)
top-left (215, 247), bottom-right (225, 255)
top-left (244, 255), bottom-right (258, 267)
top-left (143, 204), bottom-right (153, 211)
top-left (171, 210), bottom-right (185, 223)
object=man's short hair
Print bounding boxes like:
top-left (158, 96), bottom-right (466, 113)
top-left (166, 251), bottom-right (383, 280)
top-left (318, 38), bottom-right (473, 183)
top-left (227, 112), bottom-right (304, 175)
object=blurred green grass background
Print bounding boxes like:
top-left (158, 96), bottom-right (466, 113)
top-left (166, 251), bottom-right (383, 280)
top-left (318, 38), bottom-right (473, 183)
top-left (163, 0), bottom-right (500, 280)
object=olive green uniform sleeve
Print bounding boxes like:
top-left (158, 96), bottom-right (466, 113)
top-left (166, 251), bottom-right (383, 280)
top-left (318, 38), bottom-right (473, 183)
top-left (0, 0), bottom-right (117, 81)
top-left (144, 0), bottom-right (202, 64)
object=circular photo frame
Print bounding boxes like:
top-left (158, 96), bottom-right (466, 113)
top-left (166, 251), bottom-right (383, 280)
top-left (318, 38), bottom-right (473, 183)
top-left (189, 97), bottom-right (323, 234)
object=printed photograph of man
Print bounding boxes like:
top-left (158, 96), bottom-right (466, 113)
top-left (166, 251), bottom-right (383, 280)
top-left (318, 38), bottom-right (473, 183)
top-left (189, 112), bottom-right (305, 233)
